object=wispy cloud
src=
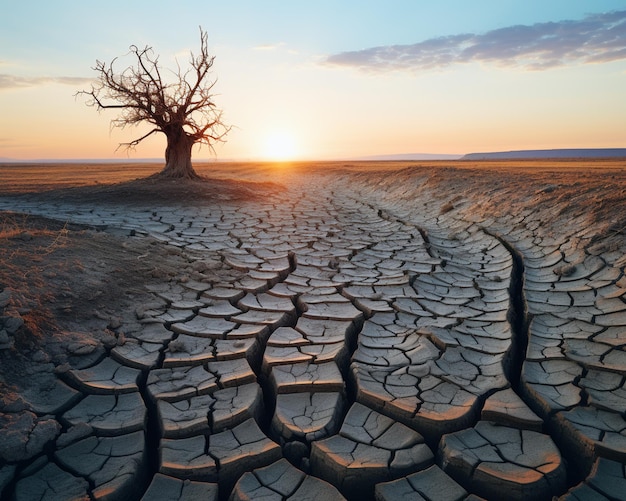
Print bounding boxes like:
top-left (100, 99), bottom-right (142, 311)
top-left (0, 74), bottom-right (93, 90)
top-left (253, 42), bottom-right (284, 51)
top-left (325, 10), bottom-right (626, 72)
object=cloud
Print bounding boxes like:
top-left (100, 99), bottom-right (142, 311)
top-left (253, 42), bottom-right (284, 51)
top-left (0, 74), bottom-right (93, 90)
top-left (325, 10), bottom-right (626, 72)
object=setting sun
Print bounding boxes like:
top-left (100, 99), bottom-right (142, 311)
top-left (262, 131), bottom-right (298, 161)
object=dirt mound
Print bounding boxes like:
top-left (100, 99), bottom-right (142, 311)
top-left (3, 174), bottom-right (283, 206)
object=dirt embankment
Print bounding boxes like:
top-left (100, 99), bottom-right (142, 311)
top-left (0, 213), bottom-right (192, 394)
top-left (338, 160), bottom-right (626, 242)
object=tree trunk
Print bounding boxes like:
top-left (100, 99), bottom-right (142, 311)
top-left (160, 130), bottom-right (199, 179)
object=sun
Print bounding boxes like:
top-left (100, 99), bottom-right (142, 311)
top-left (263, 131), bottom-right (298, 161)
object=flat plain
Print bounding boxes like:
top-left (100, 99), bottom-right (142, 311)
top-left (0, 159), bottom-right (624, 500)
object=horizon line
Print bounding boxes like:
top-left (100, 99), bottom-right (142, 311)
top-left (2, 147), bottom-right (626, 164)
top-left (0, 153), bottom-right (463, 163)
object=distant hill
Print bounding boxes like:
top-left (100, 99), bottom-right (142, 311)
top-left (462, 148), bottom-right (626, 160)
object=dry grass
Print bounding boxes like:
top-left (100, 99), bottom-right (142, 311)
top-left (0, 214), bottom-right (71, 348)
top-left (0, 213), bottom-right (69, 259)
top-left (0, 163), bottom-right (285, 208)
top-left (0, 161), bottom-right (289, 196)
top-left (0, 162), bottom-right (162, 194)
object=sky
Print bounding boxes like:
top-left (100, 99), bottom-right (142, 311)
top-left (1, 0), bottom-right (626, 161)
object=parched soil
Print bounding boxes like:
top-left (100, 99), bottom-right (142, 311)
top-left (0, 159), bottom-right (625, 501)
top-left (0, 213), bottom-right (191, 390)
top-left (0, 166), bottom-right (284, 391)
top-left (0, 158), bottom-right (624, 394)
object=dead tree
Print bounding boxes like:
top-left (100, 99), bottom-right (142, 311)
top-left (78, 27), bottom-right (229, 179)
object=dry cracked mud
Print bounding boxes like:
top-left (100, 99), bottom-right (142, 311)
top-left (0, 161), bottom-right (625, 501)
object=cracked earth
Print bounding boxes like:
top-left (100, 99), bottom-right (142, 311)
top-left (0, 161), bottom-right (625, 500)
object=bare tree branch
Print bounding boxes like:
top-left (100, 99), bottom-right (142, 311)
top-left (117, 128), bottom-right (161, 150)
top-left (77, 26), bottom-right (229, 178)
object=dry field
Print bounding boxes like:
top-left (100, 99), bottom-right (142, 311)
top-left (0, 159), bottom-right (624, 501)
top-left (1, 158), bottom-right (624, 233)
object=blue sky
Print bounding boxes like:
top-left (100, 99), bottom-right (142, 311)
top-left (1, 1), bottom-right (625, 160)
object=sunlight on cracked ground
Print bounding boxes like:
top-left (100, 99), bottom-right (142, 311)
top-left (0, 162), bottom-right (625, 501)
